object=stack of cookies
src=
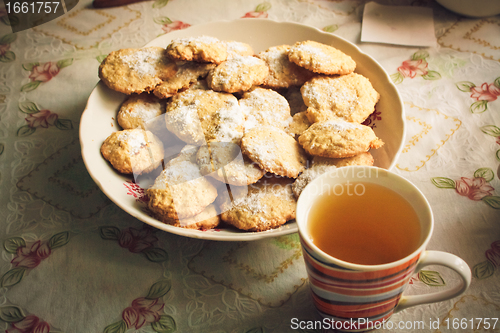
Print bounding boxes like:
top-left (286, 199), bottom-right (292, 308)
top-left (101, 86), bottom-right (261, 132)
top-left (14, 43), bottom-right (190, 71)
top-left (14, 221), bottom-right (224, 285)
top-left (98, 36), bottom-right (383, 232)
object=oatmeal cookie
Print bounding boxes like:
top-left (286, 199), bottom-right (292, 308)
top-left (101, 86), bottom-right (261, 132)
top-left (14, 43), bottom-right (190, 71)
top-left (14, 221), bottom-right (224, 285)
top-left (147, 159), bottom-right (218, 219)
top-left (239, 87), bottom-right (292, 132)
top-left (166, 36), bottom-right (228, 64)
top-left (215, 184), bottom-right (249, 212)
top-left (117, 93), bottom-right (165, 130)
top-left (197, 142), bottom-right (265, 186)
top-left (312, 152), bottom-right (374, 168)
top-left (98, 47), bottom-right (176, 94)
top-left (301, 74), bottom-right (380, 124)
top-left (226, 40), bottom-right (254, 59)
top-left (257, 45), bottom-right (314, 89)
top-left (220, 175), bottom-right (296, 232)
top-left (298, 120), bottom-right (384, 158)
top-left (159, 204), bottom-right (220, 230)
top-left (165, 89), bottom-right (245, 145)
top-left (288, 40), bottom-right (356, 75)
top-left (206, 56), bottom-right (269, 93)
top-left (241, 126), bottom-right (307, 178)
top-left (153, 62), bottom-right (216, 99)
top-left (100, 129), bottom-right (164, 175)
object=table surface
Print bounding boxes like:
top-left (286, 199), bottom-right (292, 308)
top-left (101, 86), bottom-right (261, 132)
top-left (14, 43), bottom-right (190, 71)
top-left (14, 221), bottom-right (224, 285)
top-left (0, 0), bottom-right (499, 332)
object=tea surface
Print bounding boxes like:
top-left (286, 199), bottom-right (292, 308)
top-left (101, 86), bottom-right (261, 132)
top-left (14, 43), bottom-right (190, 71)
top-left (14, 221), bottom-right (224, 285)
top-left (307, 182), bottom-right (421, 265)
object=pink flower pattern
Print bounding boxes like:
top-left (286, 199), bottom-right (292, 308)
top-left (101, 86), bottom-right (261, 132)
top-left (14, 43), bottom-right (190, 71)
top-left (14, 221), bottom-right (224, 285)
top-left (473, 240), bottom-right (500, 279)
top-left (124, 181), bottom-right (148, 203)
top-left (0, 42), bottom-right (10, 55)
top-left (455, 177), bottom-right (494, 201)
top-left (470, 83), bottom-right (500, 102)
top-left (485, 241), bottom-right (500, 268)
top-left (486, 248), bottom-right (500, 267)
top-left (5, 315), bottom-right (50, 333)
top-left (392, 51), bottom-right (440, 84)
top-left (122, 297), bottom-right (164, 329)
top-left (241, 11), bottom-right (268, 18)
top-left (25, 110), bottom-right (58, 128)
top-left (397, 59), bottom-right (429, 78)
top-left (432, 169), bottom-right (499, 209)
top-left (29, 62), bottom-right (60, 82)
top-left (11, 241), bottom-right (51, 268)
top-left (492, 240), bottom-right (500, 254)
top-left (162, 20), bottom-right (190, 34)
top-left (361, 109), bottom-right (381, 129)
top-left (242, 2), bottom-right (270, 18)
top-left (118, 227), bottom-right (158, 253)
top-left (457, 78), bottom-right (500, 113)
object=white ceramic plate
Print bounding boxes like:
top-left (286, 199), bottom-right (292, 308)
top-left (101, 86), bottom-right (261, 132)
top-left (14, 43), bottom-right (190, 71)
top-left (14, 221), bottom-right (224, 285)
top-left (80, 19), bottom-right (405, 241)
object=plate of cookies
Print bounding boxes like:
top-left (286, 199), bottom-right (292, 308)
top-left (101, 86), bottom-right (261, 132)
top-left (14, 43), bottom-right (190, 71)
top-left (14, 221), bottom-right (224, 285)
top-left (80, 19), bottom-right (405, 241)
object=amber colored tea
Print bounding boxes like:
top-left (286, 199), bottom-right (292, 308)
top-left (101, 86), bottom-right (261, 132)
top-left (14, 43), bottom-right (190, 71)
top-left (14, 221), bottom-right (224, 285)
top-left (307, 182), bottom-right (421, 265)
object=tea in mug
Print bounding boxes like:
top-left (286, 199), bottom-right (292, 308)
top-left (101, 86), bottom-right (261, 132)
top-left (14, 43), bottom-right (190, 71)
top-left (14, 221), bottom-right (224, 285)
top-left (307, 182), bottom-right (421, 265)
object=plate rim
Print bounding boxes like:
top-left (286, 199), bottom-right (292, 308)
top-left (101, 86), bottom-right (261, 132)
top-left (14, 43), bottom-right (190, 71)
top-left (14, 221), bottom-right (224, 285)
top-left (80, 18), bottom-right (405, 241)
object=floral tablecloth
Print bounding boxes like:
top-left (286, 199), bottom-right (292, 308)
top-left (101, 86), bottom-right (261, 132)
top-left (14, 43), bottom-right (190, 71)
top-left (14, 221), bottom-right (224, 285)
top-left (0, 0), bottom-right (499, 332)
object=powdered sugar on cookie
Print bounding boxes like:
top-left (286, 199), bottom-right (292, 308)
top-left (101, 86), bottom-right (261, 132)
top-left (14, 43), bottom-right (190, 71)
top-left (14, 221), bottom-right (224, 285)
top-left (319, 120), bottom-right (363, 132)
top-left (117, 130), bottom-right (147, 154)
top-left (207, 56), bottom-right (269, 93)
top-left (121, 48), bottom-right (163, 77)
top-left (239, 87), bottom-right (293, 132)
top-left (151, 160), bottom-right (202, 188)
top-left (215, 101), bottom-right (245, 142)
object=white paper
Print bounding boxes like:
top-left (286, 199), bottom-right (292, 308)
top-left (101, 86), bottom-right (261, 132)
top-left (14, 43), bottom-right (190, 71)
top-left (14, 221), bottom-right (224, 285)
top-left (361, 2), bottom-right (436, 47)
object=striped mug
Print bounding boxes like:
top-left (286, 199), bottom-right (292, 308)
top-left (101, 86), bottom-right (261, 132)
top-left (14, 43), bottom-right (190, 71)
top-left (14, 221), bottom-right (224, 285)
top-left (296, 166), bottom-right (471, 332)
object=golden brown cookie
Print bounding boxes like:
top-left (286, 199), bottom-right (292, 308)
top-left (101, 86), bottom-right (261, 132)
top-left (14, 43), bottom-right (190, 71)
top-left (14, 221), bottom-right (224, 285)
top-left (257, 45), bottom-right (314, 89)
top-left (166, 36), bottom-right (228, 64)
top-left (153, 62), bottom-right (215, 99)
top-left (206, 56), bottom-right (269, 93)
top-left (100, 129), bottom-right (164, 175)
top-left (225, 40), bottom-right (254, 59)
top-left (147, 159), bottom-right (218, 219)
top-left (98, 47), bottom-right (176, 95)
top-left (302, 74), bottom-right (380, 124)
top-left (117, 93), bottom-right (165, 130)
top-left (239, 87), bottom-right (292, 132)
top-left (165, 89), bottom-right (245, 145)
top-left (292, 164), bottom-right (337, 199)
top-left (158, 204), bottom-right (220, 230)
top-left (298, 120), bottom-right (384, 158)
top-left (312, 152), bottom-right (374, 168)
top-left (220, 175), bottom-right (296, 232)
top-left (215, 184), bottom-right (248, 212)
top-left (285, 111), bottom-right (311, 139)
top-left (196, 142), bottom-right (265, 185)
top-left (288, 40), bottom-right (356, 75)
top-left (241, 126), bottom-right (307, 178)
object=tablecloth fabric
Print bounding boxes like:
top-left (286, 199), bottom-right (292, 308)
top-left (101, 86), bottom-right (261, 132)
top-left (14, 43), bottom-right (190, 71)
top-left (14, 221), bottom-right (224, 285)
top-left (0, 0), bottom-right (499, 332)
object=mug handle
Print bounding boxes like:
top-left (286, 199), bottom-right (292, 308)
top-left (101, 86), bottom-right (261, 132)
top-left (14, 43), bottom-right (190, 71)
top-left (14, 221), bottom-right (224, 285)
top-left (395, 250), bottom-right (471, 313)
